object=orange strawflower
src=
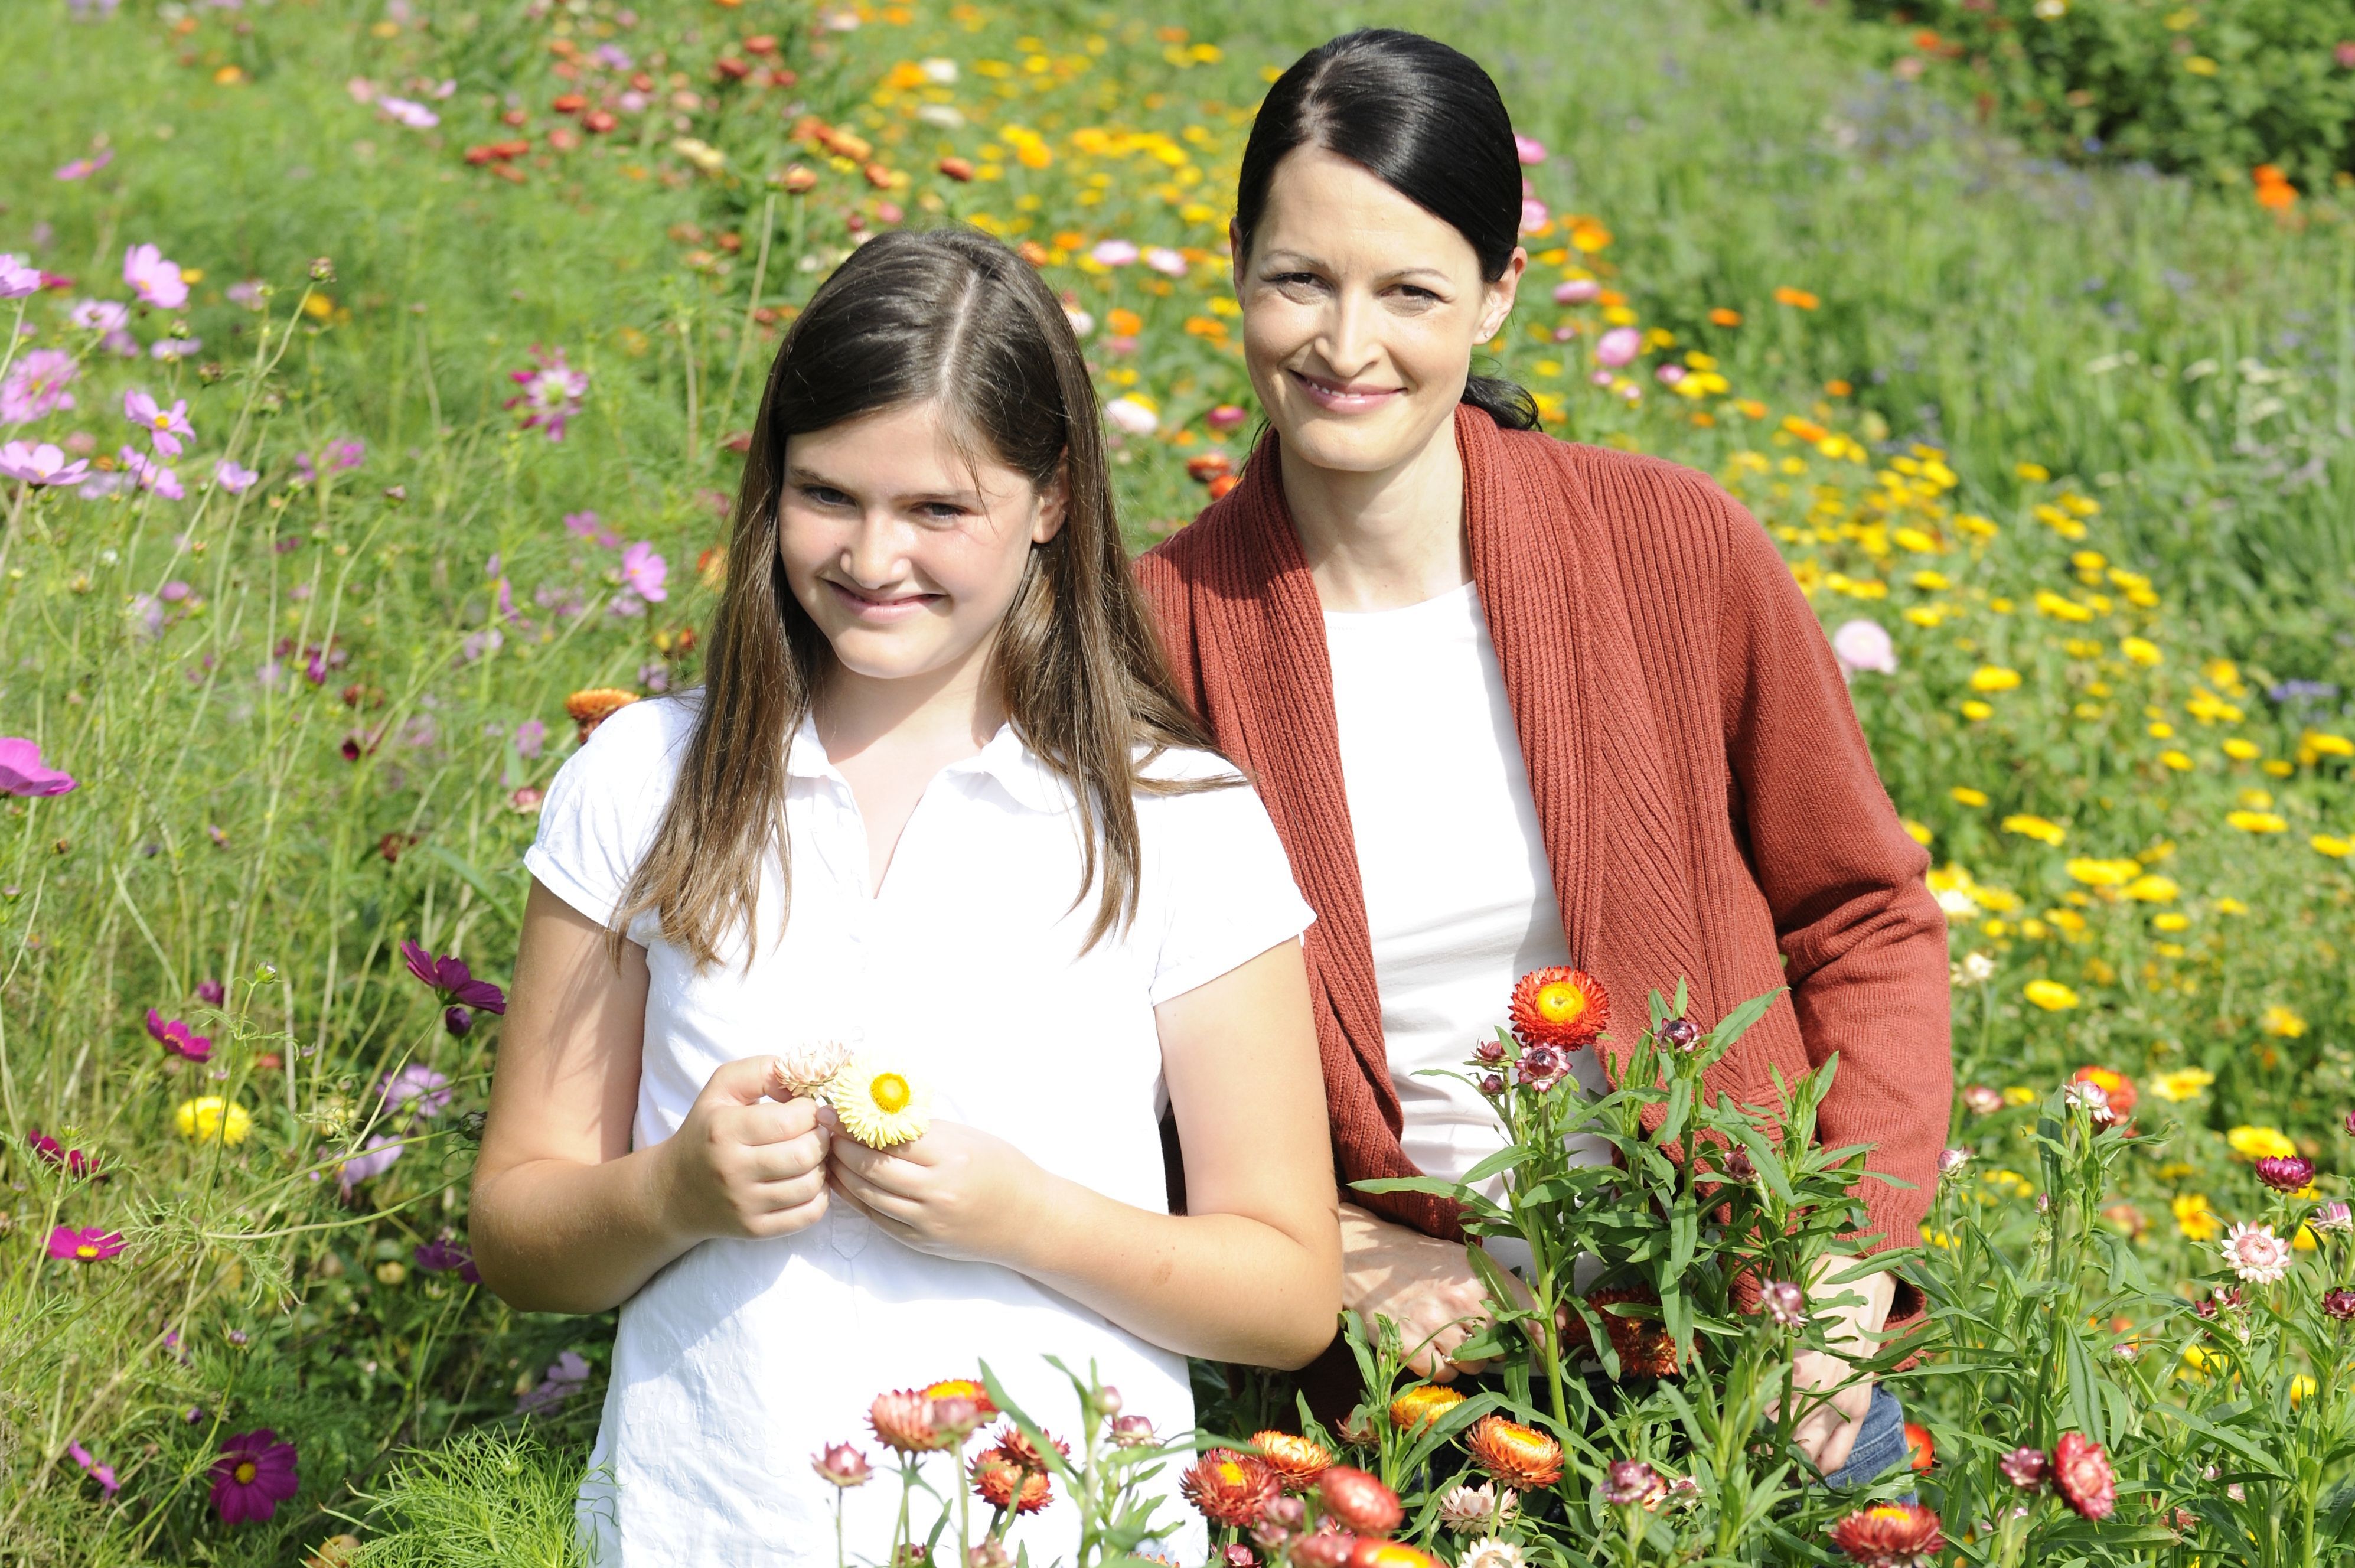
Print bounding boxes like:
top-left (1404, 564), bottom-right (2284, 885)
top-left (1583, 1286), bottom-right (1684, 1378)
top-left (971, 1446), bottom-right (1052, 1514)
top-left (1508, 966), bottom-right (1608, 1051)
top-left (1247, 1430), bottom-right (1332, 1491)
top-left (921, 1378), bottom-right (999, 1419)
top-left (1829, 1501), bottom-right (1945, 1566)
top-left (565, 687), bottom-right (638, 744)
top-left (1388, 1384), bottom-right (1464, 1432)
top-left (1178, 1448), bottom-right (1277, 1528)
top-left (1463, 1414), bottom-right (1564, 1490)
top-left (1773, 286), bottom-right (1821, 309)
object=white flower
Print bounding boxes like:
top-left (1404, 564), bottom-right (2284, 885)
top-left (919, 57), bottom-right (959, 83)
top-left (1933, 885), bottom-right (1980, 922)
top-left (1436, 1481), bottom-right (1516, 1535)
top-left (2220, 1221), bottom-right (2291, 1286)
top-left (1459, 1542), bottom-right (1526, 1568)
top-left (774, 1040), bottom-right (852, 1100)
top-left (1104, 396), bottom-right (1158, 436)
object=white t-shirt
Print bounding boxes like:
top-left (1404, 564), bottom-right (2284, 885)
top-left (1325, 582), bottom-right (1610, 1250)
top-left (524, 693), bottom-right (1313, 1566)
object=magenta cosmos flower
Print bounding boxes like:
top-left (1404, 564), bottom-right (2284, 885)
top-left (123, 390), bottom-right (194, 456)
top-left (1, 348), bottom-right (79, 424)
top-left (400, 940), bottom-right (508, 1014)
top-left (147, 1007), bottom-right (213, 1062)
top-left (0, 441), bottom-right (89, 487)
top-left (47, 1225), bottom-right (126, 1263)
top-left (123, 243), bottom-right (189, 311)
top-left (0, 737), bottom-right (77, 796)
top-left (210, 1429), bottom-right (299, 1524)
top-left (504, 348), bottom-right (589, 441)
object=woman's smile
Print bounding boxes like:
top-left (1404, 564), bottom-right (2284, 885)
top-left (1287, 366), bottom-right (1405, 413)
top-left (824, 578), bottom-right (942, 621)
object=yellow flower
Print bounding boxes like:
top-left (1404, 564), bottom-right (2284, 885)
top-left (175, 1097), bottom-right (253, 1145)
top-left (1969, 666), bottom-right (2022, 693)
top-left (2151, 1068), bottom-right (2213, 1101)
top-left (2023, 979), bottom-right (2080, 1011)
top-left (2159, 749), bottom-right (2193, 771)
top-left (2312, 834), bottom-right (2353, 859)
top-left (2307, 731), bottom-right (2354, 758)
top-left (829, 1060), bottom-right (932, 1148)
top-left (2002, 814), bottom-right (2067, 847)
top-left (2066, 858), bottom-right (2138, 888)
top-left (2001, 1086), bottom-right (2037, 1106)
top-left (2016, 462), bottom-right (2050, 482)
top-left (2172, 1194), bottom-right (2223, 1241)
top-left (1950, 786), bottom-right (1989, 807)
top-left (2293, 1227), bottom-right (2318, 1254)
top-left (2222, 737), bottom-right (2260, 761)
top-left (2226, 1126), bottom-right (2296, 1161)
top-left (2216, 897), bottom-right (2249, 914)
top-left (2291, 1375), bottom-right (2318, 1406)
top-left (1961, 699), bottom-right (1994, 722)
top-left (2226, 810), bottom-right (2287, 834)
top-left (2125, 874), bottom-right (2178, 902)
top-left (2259, 1005), bottom-right (2305, 1038)
top-left (2152, 912), bottom-right (2191, 931)
top-left (2120, 637), bottom-right (2162, 666)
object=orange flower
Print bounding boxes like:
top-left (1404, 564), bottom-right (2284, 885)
top-left (1388, 1384), bottom-right (1464, 1432)
top-left (921, 1377), bottom-right (999, 1419)
top-left (938, 156), bottom-right (975, 182)
top-left (1508, 967), bottom-right (1608, 1051)
top-left (565, 687), bottom-right (638, 744)
top-left (1317, 1466), bottom-right (1402, 1534)
top-left (1179, 1449), bottom-right (1277, 1528)
top-left (1583, 1286), bottom-right (1683, 1378)
top-left (1248, 1430), bottom-right (1332, 1491)
top-left (2069, 1065), bottom-right (2138, 1119)
top-left (1829, 1501), bottom-right (1944, 1566)
top-left (868, 1389), bottom-right (947, 1453)
top-left (971, 1447), bottom-right (1053, 1514)
top-left (1773, 286), bottom-right (1821, 310)
top-left (1904, 1422), bottom-right (1935, 1473)
top-left (1105, 308), bottom-right (1144, 337)
top-left (1350, 1545), bottom-right (1440, 1568)
top-left (1708, 307), bottom-right (1743, 327)
top-left (2253, 165), bottom-right (2298, 210)
top-left (1463, 1414), bottom-right (1564, 1490)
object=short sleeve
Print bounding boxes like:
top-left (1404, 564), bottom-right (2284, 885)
top-left (523, 695), bottom-right (697, 930)
top-left (1138, 752), bottom-right (1317, 1006)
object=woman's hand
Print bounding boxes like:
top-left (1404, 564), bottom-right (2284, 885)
top-left (1775, 1253), bottom-right (1897, 1475)
top-left (1340, 1203), bottom-right (1534, 1380)
top-left (826, 1120), bottom-right (1048, 1266)
top-left (654, 1055), bottom-right (834, 1244)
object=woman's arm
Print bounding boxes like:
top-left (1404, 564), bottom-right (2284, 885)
top-left (469, 879), bottom-right (833, 1313)
top-left (827, 939), bottom-right (1342, 1369)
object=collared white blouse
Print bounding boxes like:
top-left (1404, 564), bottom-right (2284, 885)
top-left (523, 692), bottom-right (1313, 1565)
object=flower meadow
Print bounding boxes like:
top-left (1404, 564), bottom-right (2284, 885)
top-left (5, 0), bottom-right (2355, 1564)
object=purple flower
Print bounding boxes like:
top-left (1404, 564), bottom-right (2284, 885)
top-left (67, 1439), bottom-right (119, 1496)
top-left (69, 299), bottom-right (128, 333)
top-left (514, 718), bottom-right (547, 759)
top-left (150, 337), bottom-right (202, 361)
top-left (337, 1133), bottom-right (406, 1192)
top-left (413, 1237), bottom-right (481, 1282)
top-left (198, 978), bottom-right (225, 1004)
top-left (0, 737), bottom-right (77, 796)
top-left (379, 96), bottom-right (440, 129)
top-left (123, 389), bottom-right (194, 457)
top-left (214, 459), bottom-right (259, 493)
top-left (2255, 1156), bottom-right (2315, 1193)
top-left (123, 243), bottom-right (189, 311)
top-left (2000, 1447), bottom-right (2049, 1490)
top-left (227, 279), bottom-right (266, 309)
top-left (2324, 1288), bottom-right (2355, 1321)
top-left (47, 1225), bottom-right (125, 1262)
top-left (563, 509), bottom-right (619, 547)
top-left (444, 1005), bottom-right (474, 1035)
top-left (1089, 239), bottom-right (1139, 267)
top-left (621, 542), bottom-right (668, 602)
top-left (400, 939), bottom-right (507, 1014)
top-left (0, 441), bottom-right (90, 487)
top-left (504, 347), bottom-right (589, 441)
top-left (54, 149), bottom-right (115, 181)
top-left (119, 445), bottom-right (184, 499)
top-left (515, 1351), bottom-right (592, 1414)
top-left (147, 1007), bottom-right (213, 1062)
top-left (208, 1429), bottom-right (299, 1525)
top-left (381, 1065), bottom-right (453, 1124)
top-left (0, 254), bottom-right (42, 299)
top-left (2, 348), bottom-right (79, 423)
top-left (1759, 1280), bottom-right (1806, 1328)
top-left (1601, 1459), bottom-right (1664, 1507)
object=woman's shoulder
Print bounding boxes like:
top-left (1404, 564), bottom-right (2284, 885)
top-left (1501, 428), bottom-right (1769, 575)
top-left (551, 690), bottom-right (702, 799)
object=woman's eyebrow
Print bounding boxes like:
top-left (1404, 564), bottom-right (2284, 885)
top-left (1256, 250), bottom-right (1452, 286)
top-left (783, 465), bottom-right (983, 507)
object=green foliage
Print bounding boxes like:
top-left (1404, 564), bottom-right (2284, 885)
top-left (341, 1429), bottom-right (591, 1568)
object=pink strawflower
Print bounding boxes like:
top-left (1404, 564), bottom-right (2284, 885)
top-left (1554, 278), bottom-right (1601, 305)
top-left (0, 441), bottom-right (89, 487)
top-left (0, 253), bottom-right (42, 299)
top-left (147, 1007), bottom-right (214, 1062)
top-left (0, 737), bottom-right (77, 796)
top-left (209, 1429), bottom-right (299, 1525)
top-left (1089, 238), bottom-right (1139, 267)
top-left (214, 459), bottom-right (260, 493)
top-left (2, 348), bottom-right (79, 423)
top-left (1143, 246), bottom-right (1188, 277)
top-left (119, 445), bottom-right (185, 499)
top-left (504, 347), bottom-right (589, 441)
top-left (54, 149), bottom-right (115, 182)
top-left (1515, 133), bottom-right (1548, 164)
top-left (2220, 1221), bottom-right (2293, 1285)
top-left (1759, 1279), bottom-right (1806, 1328)
top-left (2253, 1155), bottom-right (2314, 1193)
top-left (123, 243), bottom-right (189, 311)
top-left (621, 541), bottom-right (668, 602)
top-left (123, 389), bottom-right (194, 457)
top-left (1595, 326), bottom-right (1643, 368)
top-left (47, 1225), bottom-right (125, 1263)
top-left (67, 1439), bottom-right (119, 1495)
top-left (1519, 197), bottom-right (1550, 234)
top-left (1832, 618), bottom-right (1897, 676)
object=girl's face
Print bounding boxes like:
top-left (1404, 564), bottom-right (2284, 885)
top-left (779, 401), bottom-right (1066, 692)
top-left (1233, 145), bottom-right (1525, 475)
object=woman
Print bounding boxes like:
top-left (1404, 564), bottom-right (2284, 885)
top-left (1134, 30), bottom-right (1952, 1485)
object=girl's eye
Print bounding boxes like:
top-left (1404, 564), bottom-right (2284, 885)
top-left (800, 484), bottom-right (852, 507)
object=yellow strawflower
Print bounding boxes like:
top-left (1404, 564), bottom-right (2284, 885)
top-left (2150, 1068), bottom-right (2213, 1102)
top-left (2226, 1126), bottom-right (2296, 1162)
top-left (829, 1059), bottom-right (932, 1149)
top-left (2172, 1194), bottom-right (2223, 1241)
top-left (2023, 979), bottom-right (2080, 1012)
top-left (175, 1097), bottom-right (253, 1145)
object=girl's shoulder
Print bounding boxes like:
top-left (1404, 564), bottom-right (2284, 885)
top-left (554, 691), bottom-right (702, 797)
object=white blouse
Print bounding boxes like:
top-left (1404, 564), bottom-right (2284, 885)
top-left (524, 693), bottom-right (1313, 1566)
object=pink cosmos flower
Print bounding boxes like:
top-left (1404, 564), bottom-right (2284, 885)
top-left (150, 337), bottom-right (201, 361)
top-left (147, 1008), bottom-right (214, 1062)
top-left (124, 389), bottom-right (195, 457)
top-left (1554, 278), bottom-right (1601, 305)
top-left (1090, 239), bottom-right (1139, 267)
top-left (516, 1351), bottom-right (592, 1414)
top-left (1594, 326), bottom-right (1643, 368)
top-left (400, 939), bottom-right (508, 1013)
top-left (227, 279), bottom-right (266, 309)
top-left (209, 1429), bottom-right (299, 1525)
top-left (69, 298), bottom-right (128, 331)
top-left (505, 348), bottom-right (589, 440)
top-left (338, 1133), bottom-right (407, 1192)
top-left (0, 441), bottom-right (89, 487)
top-left (67, 1440), bottom-right (119, 1495)
top-left (564, 509), bottom-right (620, 547)
top-left (1143, 246), bottom-right (1188, 277)
top-left (54, 149), bottom-right (115, 182)
top-left (381, 1065), bottom-right (453, 1124)
top-left (123, 243), bottom-right (189, 311)
top-left (621, 541), bottom-right (668, 602)
top-left (1515, 133), bottom-right (1548, 164)
top-left (0, 254), bottom-right (42, 299)
top-left (2220, 1221), bottom-right (2292, 1285)
top-left (47, 1225), bottom-right (126, 1263)
top-left (1832, 618), bottom-right (1897, 677)
top-left (2, 348), bottom-right (79, 423)
top-left (0, 737), bottom-right (77, 796)
top-left (214, 459), bottom-right (259, 493)
top-left (119, 445), bottom-right (185, 499)
top-left (379, 96), bottom-right (440, 129)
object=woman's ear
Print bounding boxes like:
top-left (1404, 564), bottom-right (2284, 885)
top-left (1475, 245), bottom-right (1530, 344)
top-left (1032, 452), bottom-right (1071, 546)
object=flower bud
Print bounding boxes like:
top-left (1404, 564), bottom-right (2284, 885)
top-left (1998, 1447), bottom-right (2048, 1490)
top-left (1479, 1073), bottom-right (1505, 1096)
top-left (2254, 1155), bottom-right (2314, 1193)
top-left (2323, 1288), bottom-right (2355, 1322)
top-left (444, 1005), bottom-right (473, 1036)
top-left (1090, 1385), bottom-right (1122, 1417)
top-left (1659, 1016), bottom-right (1700, 1051)
top-left (1473, 1038), bottom-right (1506, 1064)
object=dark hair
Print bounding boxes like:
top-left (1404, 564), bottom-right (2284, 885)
top-left (1235, 28), bottom-right (1538, 431)
top-left (615, 227), bottom-right (1227, 969)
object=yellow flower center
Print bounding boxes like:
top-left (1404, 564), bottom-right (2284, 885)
top-left (870, 1073), bottom-right (911, 1114)
top-left (1536, 982), bottom-right (1587, 1023)
top-left (235, 1461), bottom-right (258, 1485)
top-left (153, 415), bottom-right (171, 431)
top-left (1865, 1504), bottom-right (1911, 1523)
top-left (1216, 1461), bottom-right (1246, 1486)
top-left (76, 1243), bottom-right (99, 1259)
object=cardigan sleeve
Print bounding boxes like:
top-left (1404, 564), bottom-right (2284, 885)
top-left (1707, 485), bottom-right (1953, 1298)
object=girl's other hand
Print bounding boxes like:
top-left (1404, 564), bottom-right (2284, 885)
top-left (656, 1055), bottom-right (833, 1243)
top-left (826, 1121), bottom-right (1046, 1265)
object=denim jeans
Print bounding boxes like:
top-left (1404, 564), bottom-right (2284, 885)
top-left (1818, 1384), bottom-right (1917, 1497)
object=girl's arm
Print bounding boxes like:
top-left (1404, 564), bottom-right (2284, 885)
top-left (469, 880), bottom-right (833, 1313)
top-left (828, 938), bottom-right (1342, 1370)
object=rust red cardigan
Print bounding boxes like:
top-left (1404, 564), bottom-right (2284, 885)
top-left (1136, 404), bottom-right (1953, 1282)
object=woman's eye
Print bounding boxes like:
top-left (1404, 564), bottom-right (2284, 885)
top-left (802, 485), bottom-right (852, 507)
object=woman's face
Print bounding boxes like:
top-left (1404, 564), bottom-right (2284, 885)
top-left (1233, 145), bottom-right (1525, 475)
top-left (778, 400), bottom-right (1065, 691)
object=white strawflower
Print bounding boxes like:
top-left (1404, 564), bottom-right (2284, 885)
top-left (2220, 1221), bottom-right (2292, 1286)
top-left (774, 1040), bottom-right (852, 1099)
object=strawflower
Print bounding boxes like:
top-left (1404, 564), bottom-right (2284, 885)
top-left (1389, 1384), bottom-right (1463, 1432)
top-left (46, 1225), bottom-right (125, 1263)
top-left (869, 1390), bottom-right (947, 1453)
top-left (2070, 1065), bottom-right (2137, 1119)
top-left (1582, 1286), bottom-right (1682, 1378)
top-left (1999, 1446), bottom-right (2048, 1489)
top-left (1249, 1429), bottom-right (1332, 1491)
top-left (813, 1442), bottom-right (872, 1488)
top-left (972, 1443), bottom-right (1055, 1514)
top-left (1317, 1466), bottom-right (1402, 1535)
top-left (123, 242), bottom-right (190, 310)
top-left (2323, 1288), bottom-right (2355, 1321)
top-left (919, 1377), bottom-right (998, 1418)
top-left (2253, 1155), bottom-right (2314, 1193)
top-left (1180, 1448), bottom-right (1277, 1527)
top-left (1509, 966), bottom-right (1607, 1049)
top-left (1601, 1458), bottom-right (1665, 1507)
top-left (566, 687), bottom-right (638, 744)
top-left (1436, 1480), bottom-right (1516, 1534)
top-left (1464, 1414), bottom-right (1565, 1489)
top-left (0, 441), bottom-right (90, 487)
top-left (1828, 1502), bottom-right (1944, 1567)
top-left (1759, 1279), bottom-right (1806, 1327)
top-left (2221, 1221), bottom-right (2293, 1285)
top-left (2051, 1432), bottom-right (2115, 1521)
top-left (2151, 1067), bottom-right (2214, 1102)
top-left (1458, 1545), bottom-right (1524, 1568)
top-left (830, 1059), bottom-right (931, 1148)
top-left (209, 1429), bottom-right (299, 1525)
top-left (0, 737), bottom-right (78, 796)
top-left (2315, 1201), bottom-right (2352, 1233)
top-left (775, 1040), bottom-right (852, 1099)
top-left (1515, 1044), bottom-right (1570, 1093)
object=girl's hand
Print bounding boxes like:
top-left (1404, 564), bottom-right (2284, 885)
top-left (655, 1056), bottom-right (833, 1244)
top-left (826, 1120), bottom-right (1048, 1265)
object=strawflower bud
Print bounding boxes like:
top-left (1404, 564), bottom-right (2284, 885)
top-left (2323, 1288), bottom-right (2355, 1322)
top-left (1601, 1458), bottom-right (1665, 1507)
top-left (2254, 1156), bottom-right (2315, 1193)
top-left (1659, 1016), bottom-right (1700, 1051)
top-left (1759, 1280), bottom-right (1806, 1328)
top-left (1998, 1447), bottom-right (2047, 1490)
top-left (812, 1442), bottom-right (873, 1488)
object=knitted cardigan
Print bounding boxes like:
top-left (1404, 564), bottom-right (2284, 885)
top-left (1136, 403), bottom-right (1953, 1292)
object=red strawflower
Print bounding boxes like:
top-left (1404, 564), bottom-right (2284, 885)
top-left (2052, 1431), bottom-right (2115, 1520)
top-left (1998, 1446), bottom-right (2049, 1489)
top-left (1508, 966), bottom-right (1608, 1051)
top-left (1180, 1449), bottom-right (1279, 1528)
top-left (1828, 1501), bottom-right (1945, 1566)
top-left (1317, 1466), bottom-right (1402, 1535)
top-left (2254, 1155), bottom-right (2315, 1194)
top-left (869, 1390), bottom-right (947, 1453)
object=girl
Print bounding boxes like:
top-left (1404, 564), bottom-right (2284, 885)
top-left (470, 227), bottom-right (1340, 1563)
top-left (1135, 30), bottom-right (1952, 1488)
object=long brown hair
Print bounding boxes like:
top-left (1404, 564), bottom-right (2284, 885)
top-left (615, 226), bottom-right (1227, 969)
